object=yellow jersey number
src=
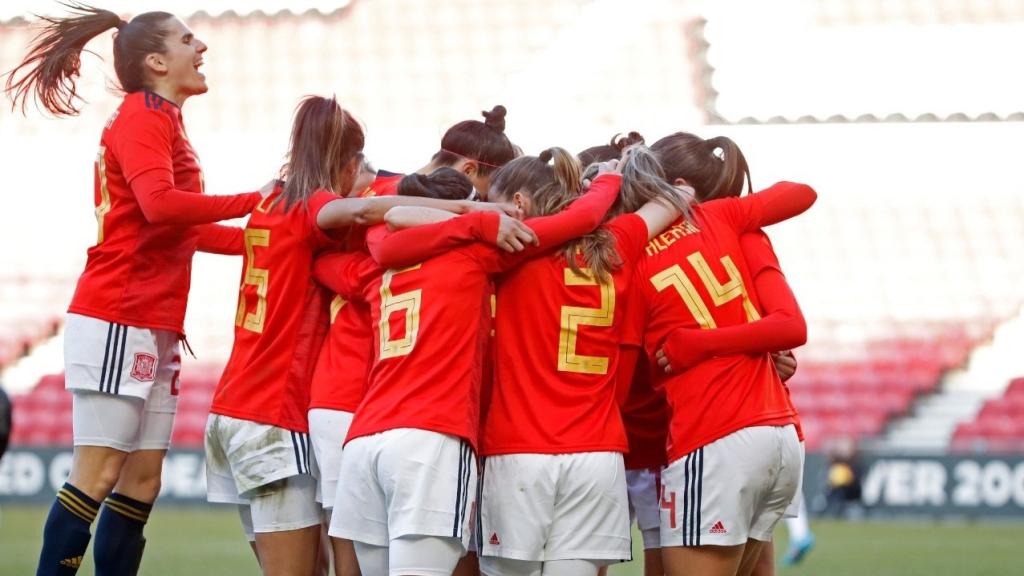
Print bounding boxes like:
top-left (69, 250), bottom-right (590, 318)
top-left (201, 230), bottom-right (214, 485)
top-left (557, 268), bottom-right (615, 375)
top-left (649, 251), bottom-right (760, 329)
top-left (235, 229), bottom-right (270, 333)
top-left (378, 265), bottom-right (423, 359)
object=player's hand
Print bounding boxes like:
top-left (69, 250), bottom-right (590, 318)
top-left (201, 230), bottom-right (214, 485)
top-left (772, 350), bottom-right (798, 382)
top-left (258, 179), bottom-right (279, 198)
top-left (594, 158), bottom-right (622, 177)
top-left (493, 214), bottom-right (539, 253)
top-left (461, 200), bottom-right (525, 221)
top-left (656, 327), bottom-right (708, 374)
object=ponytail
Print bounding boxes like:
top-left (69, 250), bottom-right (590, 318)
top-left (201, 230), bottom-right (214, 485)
top-left (705, 135), bottom-right (752, 198)
top-left (5, 3), bottom-right (123, 115)
top-left (397, 168), bottom-right (474, 201)
top-left (278, 95), bottom-right (365, 210)
top-left (650, 132), bottom-right (752, 202)
top-left (5, 3), bottom-right (174, 117)
top-left (491, 147), bottom-right (619, 282)
top-left (619, 145), bottom-right (694, 222)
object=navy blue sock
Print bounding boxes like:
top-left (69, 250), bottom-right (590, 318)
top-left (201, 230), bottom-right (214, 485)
top-left (93, 492), bottom-right (154, 576)
top-left (36, 483), bottom-right (99, 575)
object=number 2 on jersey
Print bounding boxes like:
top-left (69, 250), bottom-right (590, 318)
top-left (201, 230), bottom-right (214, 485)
top-left (558, 268), bottom-right (615, 375)
top-left (379, 265), bottom-right (422, 359)
top-left (650, 251), bottom-right (760, 329)
top-left (235, 229), bottom-right (270, 333)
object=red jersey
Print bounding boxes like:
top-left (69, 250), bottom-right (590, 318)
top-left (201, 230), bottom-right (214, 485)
top-left (739, 230), bottom-right (804, 442)
top-left (308, 173), bottom-right (401, 412)
top-left (315, 244), bottom-right (499, 450)
top-left (483, 214), bottom-right (649, 456)
top-left (69, 91), bottom-right (260, 333)
top-left (317, 174), bottom-right (624, 451)
top-left (635, 183), bottom-right (813, 463)
top-left (211, 188), bottom-right (338, 432)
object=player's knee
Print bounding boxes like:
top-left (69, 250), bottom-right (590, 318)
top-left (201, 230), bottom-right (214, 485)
top-left (117, 465), bottom-right (163, 501)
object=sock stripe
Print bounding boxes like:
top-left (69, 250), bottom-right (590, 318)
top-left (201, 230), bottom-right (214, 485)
top-left (104, 499), bottom-right (150, 523)
top-left (59, 488), bottom-right (99, 516)
top-left (57, 493), bottom-right (98, 523)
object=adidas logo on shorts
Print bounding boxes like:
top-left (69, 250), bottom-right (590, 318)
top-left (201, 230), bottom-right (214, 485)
top-left (709, 521), bottom-right (728, 534)
top-left (489, 532), bottom-right (501, 546)
top-left (60, 556), bottom-right (83, 568)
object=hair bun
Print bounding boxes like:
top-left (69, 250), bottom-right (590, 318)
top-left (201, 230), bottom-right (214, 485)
top-left (538, 148), bottom-right (554, 163)
top-left (609, 131), bottom-right (645, 152)
top-left (481, 105), bottom-right (507, 133)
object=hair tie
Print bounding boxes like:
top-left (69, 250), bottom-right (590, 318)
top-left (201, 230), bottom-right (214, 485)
top-left (115, 19), bottom-right (127, 30)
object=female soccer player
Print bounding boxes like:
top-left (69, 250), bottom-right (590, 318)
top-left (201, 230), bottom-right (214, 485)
top-left (474, 146), bottom-right (693, 576)
top-left (603, 135), bottom-right (807, 576)
top-left (630, 132), bottom-right (816, 576)
top-left (417, 106), bottom-right (518, 199)
top-left (306, 108), bottom-right (520, 576)
top-left (648, 134), bottom-right (814, 576)
top-left (5, 6), bottom-right (270, 574)
top-left (206, 95), bottom-right (526, 576)
top-left (315, 149), bottom-right (623, 576)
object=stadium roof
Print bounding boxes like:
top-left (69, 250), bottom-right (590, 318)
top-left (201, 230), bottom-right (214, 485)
top-left (0, 1), bottom-right (353, 23)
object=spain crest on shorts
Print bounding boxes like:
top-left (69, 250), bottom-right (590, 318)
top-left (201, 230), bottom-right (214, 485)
top-left (131, 352), bottom-right (158, 382)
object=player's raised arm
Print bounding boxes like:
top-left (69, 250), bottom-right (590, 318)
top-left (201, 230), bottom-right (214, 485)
top-left (656, 231), bottom-right (807, 372)
top-left (195, 224), bottom-right (244, 255)
top-left (119, 110), bottom-right (263, 225)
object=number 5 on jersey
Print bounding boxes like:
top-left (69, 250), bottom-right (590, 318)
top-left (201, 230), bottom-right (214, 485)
top-left (235, 229), bottom-right (270, 333)
top-left (379, 265), bottom-right (422, 359)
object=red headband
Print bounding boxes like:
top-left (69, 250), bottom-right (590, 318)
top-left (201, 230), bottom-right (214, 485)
top-left (441, 149), bottom-right (502, 169)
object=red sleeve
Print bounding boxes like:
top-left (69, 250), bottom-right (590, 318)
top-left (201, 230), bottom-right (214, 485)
top-left (367, 213), bottom-right (496, 269)
top-left (128, 171), bottom-right (261, 226)
top-left (312, 251), bottom-right (378, 301)
top-left (307, 191), bottom-right (343, 249)
top-left (659, 244), bottom-right (806, 370)
top-left (117, 110), bottom-right (259, 225)
top-left (522, 173), bottom-right (621, 251)
top-left (195, 224), bottom-right (244, 255)
top-left (467, 173), bottom-right (622, 273)
top-left (702, 181), bottom-right (816, 235)
top-left (605, 213), bottom-right (649, 268)
top-left (739, 230), bottom-right (782, 278)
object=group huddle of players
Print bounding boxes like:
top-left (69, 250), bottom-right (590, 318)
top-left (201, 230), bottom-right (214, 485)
top-left (6, 5), bottom-right (817, 576)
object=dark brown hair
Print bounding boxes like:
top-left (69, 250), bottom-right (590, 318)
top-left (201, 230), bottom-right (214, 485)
top-left (277, 95), bottom-right (365, 210)
top-left (577, 131), bottom-right (645, 167)
top-left (431, 105), bottom-right (516, 175)
top-left (5, 2), bottom-right (175, 116)
top-left (650, 132), bottom-right (752, 202)
top-left (491, 147), bottom-right (620, 281)
top-left (397, 168), bottom-right (473, 201)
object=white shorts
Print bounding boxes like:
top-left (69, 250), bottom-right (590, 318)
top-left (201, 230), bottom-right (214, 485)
top-left (72, 390), bottom-right (175, 451)
top-left (660, 425), bottom-right (802, 547)
top-left (783, 441), bottom-right (806, 518)
top-left (329, 428), bottom-right (476, 549)
top-left (205, 413), bottom-right (313, 503)
top-left (307, 408), bottom-right (355, 509)
top-left (479, 452), bottom-right (631, 563)
top-left (64, 313), bottom-right (180, 409)
top-left (236, 474), bottom-right (320, 536)
top-left (626, 468), bottom-right (662, 550)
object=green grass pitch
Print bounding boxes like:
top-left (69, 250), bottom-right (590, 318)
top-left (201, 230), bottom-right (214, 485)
top-left (1, 505), bottom-right (1022, 575)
